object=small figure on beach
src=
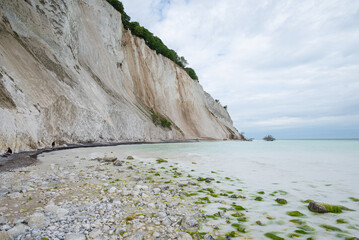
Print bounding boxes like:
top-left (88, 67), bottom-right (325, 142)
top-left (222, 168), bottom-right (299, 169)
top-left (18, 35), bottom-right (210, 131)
top-left (52, 141), bottom-right (55, 148)
top-left (1, 147), bottom-right (13, 157)
top-left (6, 147), bottom-right (12, 155)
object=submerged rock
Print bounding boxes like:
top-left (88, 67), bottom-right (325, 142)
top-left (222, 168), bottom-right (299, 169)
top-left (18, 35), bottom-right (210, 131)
top-left (275, 198), bottom-right (288, 205)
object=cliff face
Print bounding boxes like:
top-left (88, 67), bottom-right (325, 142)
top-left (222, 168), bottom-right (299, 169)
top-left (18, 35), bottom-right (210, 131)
top-left (0, 0), bottom-right (240, 152)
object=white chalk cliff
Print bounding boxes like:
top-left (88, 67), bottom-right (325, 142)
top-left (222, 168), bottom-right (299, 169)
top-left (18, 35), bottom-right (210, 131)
top-left (0, 0), bottom-right (240, 152)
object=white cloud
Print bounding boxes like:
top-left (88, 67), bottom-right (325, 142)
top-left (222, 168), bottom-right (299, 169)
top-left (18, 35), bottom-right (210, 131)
top-left (121, 0), bottom-right (359, 138)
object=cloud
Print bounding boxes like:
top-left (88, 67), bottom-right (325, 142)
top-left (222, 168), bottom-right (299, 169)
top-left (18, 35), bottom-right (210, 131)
top-left (121, 0), bottom-right (359, 138)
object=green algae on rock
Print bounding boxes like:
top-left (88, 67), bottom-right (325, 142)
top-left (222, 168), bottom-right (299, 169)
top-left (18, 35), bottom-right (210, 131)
top-left (308, 201), bottom-right (353, 213)
top-left (287, 211), bottom-right (305, 217)
top-left (264, 232), bottom-right (285, 240)
top-left (337, 218), bottom-right (348, 224)
top-left (275, 198), bottom-right (288, 205)
top-left (320, 224), bottom-right (343, 232)
top-left (156, 158), bottom-right (168, 163)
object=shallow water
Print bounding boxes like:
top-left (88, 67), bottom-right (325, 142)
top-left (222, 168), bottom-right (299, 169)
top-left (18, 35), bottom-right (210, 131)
top-left (39, 140), bottom-right (359, 239)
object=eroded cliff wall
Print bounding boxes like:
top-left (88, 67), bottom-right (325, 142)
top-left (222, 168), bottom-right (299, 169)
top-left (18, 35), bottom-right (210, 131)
top-left (0, 0), bottom-right (240, 152)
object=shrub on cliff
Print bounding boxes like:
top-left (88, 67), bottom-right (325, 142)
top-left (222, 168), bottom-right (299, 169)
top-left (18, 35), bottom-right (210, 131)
top-left (150, 109), bottom-right (172, 129)
top-left (106, 0), bottom-right (199, 81)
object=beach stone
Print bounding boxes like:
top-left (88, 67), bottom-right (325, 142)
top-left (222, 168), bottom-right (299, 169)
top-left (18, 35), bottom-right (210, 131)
top-left (113, 160), bottom-right (122, 166)
top-left (1, 225), bottom-right (11, 231)
top-left (0, 216), bottom-right (7, 225)
top-left (181, 215), bottom-right (199, 230)
top-left (308, 201), bottom-right (328, 213)
top-left (203, 234), bottom-right (215, 240)
top-left (102, 157), bottom-right (117, 162)
top-left (161, 217), bottom-right (171, 226)
top-left (28, 212), bottom-right (47, 228)
top-left (64, 233), bottom-right (86, 240)
top-left (129, 232), bottom-right (143, 240)
top-left (89, 229), bottom-right (102, 239)
top-left (44, 203), bottom-right (69, 218)
top-left (7, 224), bottom-right (27, 239)
top-left (115, 227), bottom-right (126, 235)
top-left (127, 156), bottom-right (134, 160)
top-left (153, 188), bottom-right (161, 194)
top-left (0, 231), bottom-right (9, 240)
top-left (177, 232), bottom-right (193, 240)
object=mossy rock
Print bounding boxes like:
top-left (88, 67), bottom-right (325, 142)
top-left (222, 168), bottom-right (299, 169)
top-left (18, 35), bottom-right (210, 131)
top-left (231, 212), bottom-right (245, 217)
top-left (258, 191), bottom-right (265, 194)
top-left (275, 198), bottom-right (287, 205)
top-left (298, 224), bottom-right (315, 232)
top-left (264, 232), bottom-right (284, 240)
top-left (349, 197), bottom-right (359, 202)
top-left (126, 155), bottom-right (134, 160)
top-left (156, 158), bottom-right (168, 163)
top-left (288, 233), bottom-right (301, 238)
top-left (290, 219), bottom-right (306, 225)
top-left (294, 230), bottom-right (309, 234)
top-left (255, 196), bottom-right (263, 201)
top-left (336, 218), bottom-right (348, 224)
top-left (287, 211), bottom-right (305, 217)
top-left (308, 201), bottom-right (351, 213)
top-left (232, 205), bottom-right (245, 211)
top-left (320, 224), bottom-right (343, 232)
top-left (237, 217), bottom-right (247, 222)
top-left (256, 220), bottom-right (265, 226)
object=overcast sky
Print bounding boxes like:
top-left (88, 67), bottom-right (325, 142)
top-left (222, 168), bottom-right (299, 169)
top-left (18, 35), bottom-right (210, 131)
top-left (121, 0), bottom-right (359, 139)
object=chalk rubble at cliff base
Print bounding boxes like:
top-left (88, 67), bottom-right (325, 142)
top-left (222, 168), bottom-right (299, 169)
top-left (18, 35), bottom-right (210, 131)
top-left (0, 155), bottom-right (209, 240)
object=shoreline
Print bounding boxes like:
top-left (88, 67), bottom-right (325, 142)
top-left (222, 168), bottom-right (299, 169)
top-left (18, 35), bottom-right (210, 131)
top-left (0, 139), bottom-right (207, 173)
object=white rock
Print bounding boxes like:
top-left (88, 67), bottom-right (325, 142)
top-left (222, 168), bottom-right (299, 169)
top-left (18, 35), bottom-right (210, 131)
top-left (153, 188), bottom-right (161, 194)
top-left (89, 229), bottom-right (102, 239)
top-left (0, 231), bottom-right (9, 240)
top-left (108, 187), bottom-right (117, 193)
top-left (64, 233), bottom-right (86, 240)
top-left (7, 224), bottom-right (28, 239)
top-left (44, 203), bottom-right (69, 218)
top-left (177, 232), bottom-right (193, 240)
top-left (28, 212), bottom-right (47, 228)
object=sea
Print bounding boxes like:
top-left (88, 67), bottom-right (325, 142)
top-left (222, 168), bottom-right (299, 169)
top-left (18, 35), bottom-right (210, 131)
top-left (40, 140), bottom-right (359, 239)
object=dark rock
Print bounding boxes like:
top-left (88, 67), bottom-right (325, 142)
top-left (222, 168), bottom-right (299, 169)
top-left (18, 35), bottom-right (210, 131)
top-left (102, 157), bottom-right (117, 162)
top-left (113, 160), bottom-right (122, 166)
top-left (308, 201), bottom-right (329, 213)
top-left (203, 234), bottom-right (215, 240)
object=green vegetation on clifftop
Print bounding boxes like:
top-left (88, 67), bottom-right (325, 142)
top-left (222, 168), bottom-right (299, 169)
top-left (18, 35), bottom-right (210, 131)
top-left (106, 0), bottom-right (199, 81)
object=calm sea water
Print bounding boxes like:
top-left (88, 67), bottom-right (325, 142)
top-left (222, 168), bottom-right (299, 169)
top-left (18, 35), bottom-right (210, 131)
top-left (42, 140), bottom-right (359, 239)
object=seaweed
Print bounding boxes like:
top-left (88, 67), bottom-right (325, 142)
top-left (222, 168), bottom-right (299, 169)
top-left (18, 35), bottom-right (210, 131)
top-left (320, 224), bottom-right (343, 232)
top-left (337, 219), bottom-right (348, 224)
top-left (287, 211), bottom-right (305, 217)
top-left (264, 232), bottom-right (284, 240)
